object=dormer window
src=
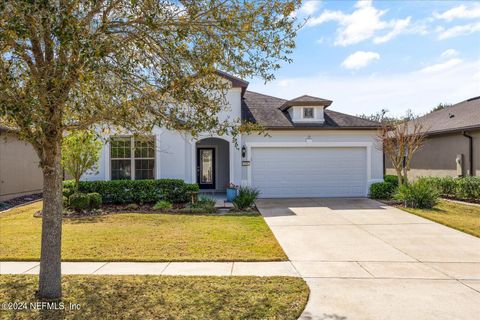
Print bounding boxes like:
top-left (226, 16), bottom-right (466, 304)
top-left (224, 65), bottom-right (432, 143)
top-left (303, 107), bottom-right (314, 119)
top-left (280, 95), bottom-right (332, 124)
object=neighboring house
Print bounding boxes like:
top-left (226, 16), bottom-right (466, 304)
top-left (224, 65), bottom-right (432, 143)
top-left (85, 72), bottom-right (383, 198)
top-left (386, 96), bottom-right (480, 179)
top-left (0, 126), bottom-right (43, 201)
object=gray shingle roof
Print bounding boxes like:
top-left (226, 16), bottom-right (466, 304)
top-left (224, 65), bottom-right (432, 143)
top-left (406, 96), bottom-right (480, 135)
top-left (242, 91), bottom-right (380, 129)
top-left (215, 70), bottom-right (249, 95)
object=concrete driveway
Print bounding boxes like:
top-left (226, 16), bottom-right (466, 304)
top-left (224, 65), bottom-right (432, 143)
top-left (256, 198), bottom-right (480, 320)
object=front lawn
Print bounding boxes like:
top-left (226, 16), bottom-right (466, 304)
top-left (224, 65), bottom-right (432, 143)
top-left (0, 202), bottom-right (287, 261)
top-left (0, 275), bottom-right (309, 319)
top-left (401, 200), bottom-right (480, 238)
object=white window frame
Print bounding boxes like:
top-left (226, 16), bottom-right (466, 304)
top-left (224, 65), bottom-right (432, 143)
top-left (110, 136), bottom-right (156, 180)
top-left (302, 107), bottom-right (315, 119)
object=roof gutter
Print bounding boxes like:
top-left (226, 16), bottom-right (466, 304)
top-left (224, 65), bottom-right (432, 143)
top-left (462, 131), bottom-right (474, 176)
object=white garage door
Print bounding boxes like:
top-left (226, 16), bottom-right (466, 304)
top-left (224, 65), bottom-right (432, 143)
top-left (251, 147), bottom-right (367, 198)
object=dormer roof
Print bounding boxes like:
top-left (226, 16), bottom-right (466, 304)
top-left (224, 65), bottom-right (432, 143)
top-left (279, 95), bottom-right (333, 111)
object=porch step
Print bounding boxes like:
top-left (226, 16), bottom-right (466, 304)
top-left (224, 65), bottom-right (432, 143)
top-left (215, 200), bottom-right (234, 209)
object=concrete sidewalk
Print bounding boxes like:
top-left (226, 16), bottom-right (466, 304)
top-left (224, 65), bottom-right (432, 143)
top-left (2, 259), bottom-right (480, 281)
top-left (0, 261), bottom-right (300, 277)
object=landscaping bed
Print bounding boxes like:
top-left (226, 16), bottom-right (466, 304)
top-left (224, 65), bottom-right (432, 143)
top-left (0, 193), bottom-right (42, 211)
top-left (0, 202), bottom-right (286, 262)
top-left (61, 179), bottom-right (260, 217)
top-left (0, 275), bottom-right (309, 320)
top-left (33, 202), bottom-right (260, 218)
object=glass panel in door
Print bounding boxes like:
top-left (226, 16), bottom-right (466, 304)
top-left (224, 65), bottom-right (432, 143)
top-left (197, 148), bottom-right (215, 189)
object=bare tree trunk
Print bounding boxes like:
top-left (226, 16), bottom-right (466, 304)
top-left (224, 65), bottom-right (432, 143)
top-left (38, 139), bottom-right (63, 299)
top-left (402, 167), bottom-right (409, 185)
top-left (395, 167), bottom-right (403, 187)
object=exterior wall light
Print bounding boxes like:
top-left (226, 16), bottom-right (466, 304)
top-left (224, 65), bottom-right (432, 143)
top-left (306, 135), bottom-right (313, 143)
top-left (241, 145), bottom-right (247, 158)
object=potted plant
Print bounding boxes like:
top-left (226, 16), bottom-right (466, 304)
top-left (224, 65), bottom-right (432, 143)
top-left (225, 183), bottom-right (239, 202)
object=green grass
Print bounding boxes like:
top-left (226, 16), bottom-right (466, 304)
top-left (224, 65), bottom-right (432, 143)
top-left (401, 200), bottom-right (480, 238)
top-left (0, 275), bottom-right (309, 320)
top-left (0, 202), bottom-right (287, 261)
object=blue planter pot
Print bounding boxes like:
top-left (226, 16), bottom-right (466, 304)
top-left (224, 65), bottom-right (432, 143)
top-left (226, 188), bottom-right (237, 202)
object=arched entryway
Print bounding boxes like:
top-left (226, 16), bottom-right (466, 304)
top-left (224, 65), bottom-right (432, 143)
top-left (196, 138), bottom-right (230, 191)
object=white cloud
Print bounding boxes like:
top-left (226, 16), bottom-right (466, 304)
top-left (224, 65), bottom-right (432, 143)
top-left (436, 22), bottom-right (480, 39)
top-left (419, 58), bottom-right (463, 73)
top-left (341, 51), bottom-right (380, 70)
top-left (299, 1), bottom-right (321, 16)
top-left (434, 4), bottom-right (480, 21)
top-left (248, 60), bottom-right (479, 117)
top-left (307, 0), bottom-right (413, 46)
top-left (373, 17), bottom-right (411, 44)
top-left (441, 49), bottom-right (459, 58)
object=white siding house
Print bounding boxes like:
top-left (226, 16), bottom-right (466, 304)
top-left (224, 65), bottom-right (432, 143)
top-left (84, 72), bottom-right (383, 197)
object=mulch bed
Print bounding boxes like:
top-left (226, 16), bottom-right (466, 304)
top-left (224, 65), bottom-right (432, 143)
top-left (33, 203), bottom-right (187, 218)
top-left (442, 195), bottom-right (480, 205)
top-left (0, 193), bottom-right (43, 211)
top-left (33, 202), bottom-right (258, 218)
top-left (103, 203), bottom-right (186, 213)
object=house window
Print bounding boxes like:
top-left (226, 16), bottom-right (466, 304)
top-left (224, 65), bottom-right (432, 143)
top-left (110, 136), bottom-right (155, 180)
top-left (303, 107), bottom-right (314, 119)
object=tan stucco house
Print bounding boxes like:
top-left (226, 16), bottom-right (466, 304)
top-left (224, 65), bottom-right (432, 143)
top-left (386, 96), bottom-right (480, 179)
top-left (0, 126), bottom-right (43, 201)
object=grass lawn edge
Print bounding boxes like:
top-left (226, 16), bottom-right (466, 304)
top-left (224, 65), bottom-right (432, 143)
top-left (398, 200), bottom-right (480, 238)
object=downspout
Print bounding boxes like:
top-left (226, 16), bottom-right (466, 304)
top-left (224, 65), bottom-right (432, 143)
top-left (382, 152), bottom-right (386, 177)
top-left (462, 131), bottom-right (473, 176)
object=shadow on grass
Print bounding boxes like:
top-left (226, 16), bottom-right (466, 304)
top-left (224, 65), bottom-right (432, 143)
top-left (0, 275), bottom-right (309, 320)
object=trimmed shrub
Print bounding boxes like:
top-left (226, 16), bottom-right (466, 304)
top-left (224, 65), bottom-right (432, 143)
top-left (69, 193), bottom-right (91, 211)
top-left (369, 182), bottom-right (396, 200)
top-left (394, 178), bottom-right (440, 209)
top-left (455, 176), bottom-right (480, 200)
top-left (418, 176), bottom-right (480, 201)
top-left (384, 175), bottom-right (399, 187)
top-left (153, 200), bottom-right (173, 211)
top-left (63, 196), bottom-right (69, 207)
top-left (63, 179), bottom-right (199, 204)
top-left (63, 187), bottom-right (75, 198)
top-left (88, 193), bottom-right (102, 209)
top-left (233, 186), bottom-right (260, 210)
top-left (421, 176), bottom-right (456, 197)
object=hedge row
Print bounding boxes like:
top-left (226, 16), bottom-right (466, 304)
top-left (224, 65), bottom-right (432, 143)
top-left (63, 179), bottom-right (199, 204)
top-left (420, 176), bottom-right (480, 201)
top-left (369, 175), bottom-right (480, 201)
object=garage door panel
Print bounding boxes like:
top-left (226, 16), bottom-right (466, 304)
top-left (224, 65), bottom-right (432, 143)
top-left (251, 147), bottom-right (367, 198)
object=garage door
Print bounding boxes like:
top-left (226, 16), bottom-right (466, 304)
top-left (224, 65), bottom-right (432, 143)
top-left (251, 147), bottom-right (367, 198)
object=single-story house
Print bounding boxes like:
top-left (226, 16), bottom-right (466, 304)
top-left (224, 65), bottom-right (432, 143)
top-left (386, 96), bottom-right (480, 179)
top-left (85, 72), bottom-right (383, 198)
top-left (0, 126), bottom-right (43, 201)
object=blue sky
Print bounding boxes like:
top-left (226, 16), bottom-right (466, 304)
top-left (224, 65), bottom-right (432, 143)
top-left (248, 0), bottom-right (480, 117)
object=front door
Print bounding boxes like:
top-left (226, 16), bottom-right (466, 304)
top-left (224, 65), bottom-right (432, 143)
top-left (197, 148), bottom-right (215, 189)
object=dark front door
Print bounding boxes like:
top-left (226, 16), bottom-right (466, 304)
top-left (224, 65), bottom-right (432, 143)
top-left (197, 148), bottom-right (215, 189)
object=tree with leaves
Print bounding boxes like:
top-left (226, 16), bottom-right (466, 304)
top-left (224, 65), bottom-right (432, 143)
top-left (430, 103), bottom-right (452, 113)
top-left (0, 0), bottom-right (300, 299)
top-left (62, 131), bottom-right (102, 191)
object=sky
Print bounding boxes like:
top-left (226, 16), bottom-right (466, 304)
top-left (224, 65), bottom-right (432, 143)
top-left (247, 0), bottom-right (480, 117)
